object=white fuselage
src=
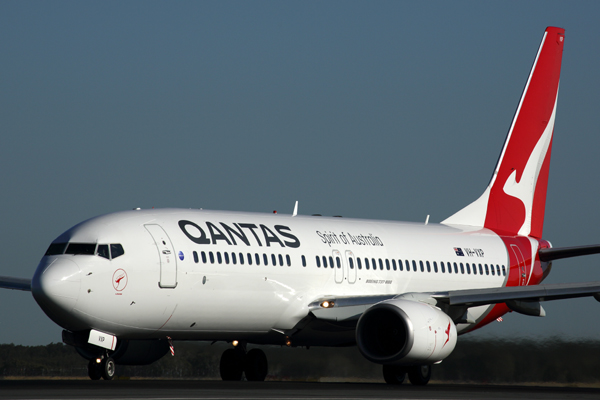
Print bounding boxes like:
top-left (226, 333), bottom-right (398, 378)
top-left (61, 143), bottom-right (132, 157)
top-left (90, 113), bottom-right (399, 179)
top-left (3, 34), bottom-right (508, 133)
top-left (32, 208), bottom-right (521, 345)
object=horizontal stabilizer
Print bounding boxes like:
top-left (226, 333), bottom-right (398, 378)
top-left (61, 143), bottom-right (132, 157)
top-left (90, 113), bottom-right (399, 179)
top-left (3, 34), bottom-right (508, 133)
top-left (0, 276), bottom-right (31, 291)
top-left (538, 244), bottom-right (600, 262)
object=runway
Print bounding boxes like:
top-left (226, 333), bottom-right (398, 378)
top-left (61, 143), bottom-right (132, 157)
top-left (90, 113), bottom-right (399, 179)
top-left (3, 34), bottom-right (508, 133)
top-left (1, 380), bottom-right (599, 400)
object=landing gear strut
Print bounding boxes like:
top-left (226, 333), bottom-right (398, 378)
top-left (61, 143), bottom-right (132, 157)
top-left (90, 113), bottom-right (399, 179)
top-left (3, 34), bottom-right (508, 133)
top-left (407, 364), bottom-right (431, 386)
top-left (87, 355), bottom-right (116, 381)
top-left (382, 364), bottom-right (432, 386)
top-left (219, 343), bottom-right (268, 381)
top-left (382, 365), bottom-right (406, 385)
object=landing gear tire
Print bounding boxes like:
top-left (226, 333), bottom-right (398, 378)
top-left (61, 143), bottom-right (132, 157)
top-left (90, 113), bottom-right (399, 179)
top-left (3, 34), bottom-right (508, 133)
top-left (244, 348), bottom-right (268, 381)
top-left (87, 359), bottom-right (102, 380)
top-left (101, 357), bottom-right (116, 381)
top-left (220, 348), bottom-right (245, 381)
top-left (407, 364), bottom-right (432, 386)
top-left (382, 365), bottom-right (406, 385)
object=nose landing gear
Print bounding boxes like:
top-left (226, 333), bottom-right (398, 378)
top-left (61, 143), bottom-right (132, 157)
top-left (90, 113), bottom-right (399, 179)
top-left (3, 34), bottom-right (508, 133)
top-left (87, 354), bottom-right (116, 380)
top-left (219, 343), bottom-right (268, 382)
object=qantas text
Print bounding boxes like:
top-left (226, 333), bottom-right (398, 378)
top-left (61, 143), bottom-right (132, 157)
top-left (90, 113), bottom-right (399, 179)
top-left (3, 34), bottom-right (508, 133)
top-left (178, 220), bottom-right (300, 248)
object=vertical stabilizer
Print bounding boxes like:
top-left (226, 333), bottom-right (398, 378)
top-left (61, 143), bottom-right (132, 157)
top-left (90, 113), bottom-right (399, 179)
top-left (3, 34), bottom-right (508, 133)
top-left (442, 27), bottom-right (565, 238)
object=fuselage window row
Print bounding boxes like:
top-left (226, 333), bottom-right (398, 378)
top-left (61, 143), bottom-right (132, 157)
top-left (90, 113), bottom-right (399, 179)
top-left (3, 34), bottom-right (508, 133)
top-left (191, 250), bottom-right (507, 277)
top-left (192, 251), bottom-right (292, 267)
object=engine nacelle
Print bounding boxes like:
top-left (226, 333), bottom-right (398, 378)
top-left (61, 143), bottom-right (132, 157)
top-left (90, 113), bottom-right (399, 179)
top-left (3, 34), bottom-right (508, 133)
top-left (356, 299), bottom-right (457, 365)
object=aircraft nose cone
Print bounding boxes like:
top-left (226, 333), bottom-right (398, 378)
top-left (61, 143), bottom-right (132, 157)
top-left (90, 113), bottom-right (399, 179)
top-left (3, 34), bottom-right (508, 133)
top-left (32, 258), bottom-right (81, 329)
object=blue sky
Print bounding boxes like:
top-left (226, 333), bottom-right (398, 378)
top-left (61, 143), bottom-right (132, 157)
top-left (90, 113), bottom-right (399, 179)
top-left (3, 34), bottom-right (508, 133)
top-left (1, 1), bottom-right (600, 345)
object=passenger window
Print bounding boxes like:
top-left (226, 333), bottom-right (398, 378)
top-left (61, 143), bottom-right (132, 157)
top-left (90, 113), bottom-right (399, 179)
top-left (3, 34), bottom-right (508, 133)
top-left (232, 253), bottom-right (237, 264)
top-left (279, 254), bottom-right (284, 266)
top-left (263, 254), bottom-right (269, 266)
top-left (496, 265), bottom-right (501, 275)
top-left (224, 253), bottom-right (230, 264)
top-left (479, 264), bottom-right (483, 275)
top-left (239, 253), bottom-right (244, 265)
top-left (466, 263), bottom-right (471, 274)
top-left (97, 245), bottom-right (110, 260)
top-left (255, 253), bottom-right (260, 266)
top-left (330, 256), bottom-right (335, 269)
top-left (426, 261), bottom-right (431, 273)
top-left (316, 256), bottom-right (321, 268)
top-left (398, 260), bottom-right (403, 271)
top-left (349, 258), bottom-right (354, 269)
top-left (247, 253), bottom-right (253, 265)
top-left (336, 257), bottom-right (341, 269)
top-left (286, 255), bottom-right (291, 267)
top-left (502, 265), bottom-right (506, 276)
top-left (419, 261), bottom-right (424, 272)
top-left (460, 263), bottom-right (464, 274)
top-left (45, 242), bottom-right (67, 256)
top-left (485, 264), bottom-right (489, 275)
top-left (209, 252), bottom-right (215, 263)
top-left (441, 261), bottom-right (445, 273)
top-left (357, 258), bottom-right (362, 270)
top-left (365, 258), bottom-right (370, 270)
top-left (201, 251), bottom-right (207, 263)
top-left (66, 243), bottom-right (96, 255)
top-left (433, 261), bottom-right (438, 273)
top-left (472, 263), bottom-right (477, 275)
top-left (193, 251), bottom-right (199, 263)
top-left (271, 254), bottom-right (276, 266)
top-left (379, 259), bottom-right (384, 270)
top-left (323, 256), bottom-right (328, 268)
top-left (217, 252), bottom-right (222, 264)
top-left (454, 262), bottom-right (459, 274)
top-left (405, 260), bottom-right (411, 272)
top-left (491, 264), bottom-right (495, 275)
top-left (412, 260), bottom-right (417, 272)
top-left (372, 258), bottom-right (377, 270)
top-left (385, 259), bottom-right (390, 270)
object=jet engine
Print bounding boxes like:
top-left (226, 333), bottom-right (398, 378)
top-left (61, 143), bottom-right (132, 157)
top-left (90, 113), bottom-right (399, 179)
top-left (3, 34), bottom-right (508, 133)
top-left (356, 299), bottom-right (457, 365)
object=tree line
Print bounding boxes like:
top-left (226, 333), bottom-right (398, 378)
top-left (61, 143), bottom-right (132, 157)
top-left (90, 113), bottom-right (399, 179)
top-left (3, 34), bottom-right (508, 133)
top-left (1, 337), bottom-right (599, 384)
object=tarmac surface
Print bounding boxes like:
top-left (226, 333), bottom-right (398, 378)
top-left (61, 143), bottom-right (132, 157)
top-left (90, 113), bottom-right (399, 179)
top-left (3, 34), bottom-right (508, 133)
top-left (1, 380), bottom-right (599, 400)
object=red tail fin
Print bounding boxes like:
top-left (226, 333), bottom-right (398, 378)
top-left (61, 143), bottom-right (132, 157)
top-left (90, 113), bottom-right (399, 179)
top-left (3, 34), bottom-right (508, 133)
top-left (443, 27), bottom-right (565, 238)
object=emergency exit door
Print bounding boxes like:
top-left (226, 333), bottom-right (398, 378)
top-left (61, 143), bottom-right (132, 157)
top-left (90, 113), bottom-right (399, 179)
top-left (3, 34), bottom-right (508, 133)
top-left (145, 224), bottom-right (178, 288)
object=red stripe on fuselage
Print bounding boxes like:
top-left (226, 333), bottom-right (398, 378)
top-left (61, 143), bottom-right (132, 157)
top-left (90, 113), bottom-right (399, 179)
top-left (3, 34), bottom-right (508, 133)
top-left (466, 235), bottom-right (545, 332)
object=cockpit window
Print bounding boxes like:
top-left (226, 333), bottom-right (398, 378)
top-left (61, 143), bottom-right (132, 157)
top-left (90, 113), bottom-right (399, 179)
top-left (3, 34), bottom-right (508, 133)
top-left (97, 244), bottom-right (110, 259)
top-left (45, 243), bottom-right (67, 256)
top-left (65, 243), bottom-right (97, 255)
top-left (110, 244), bottom-right (125, 259)
top-left (45, 241), bottom-right (125, 259)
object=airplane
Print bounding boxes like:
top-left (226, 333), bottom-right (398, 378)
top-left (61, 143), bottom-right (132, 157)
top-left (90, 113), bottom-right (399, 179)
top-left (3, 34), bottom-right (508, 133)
top-left (2, 26), bottom-right (600, 385)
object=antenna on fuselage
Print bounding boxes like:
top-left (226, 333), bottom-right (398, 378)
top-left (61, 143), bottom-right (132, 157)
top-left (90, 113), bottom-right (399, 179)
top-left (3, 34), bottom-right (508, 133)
top-left (292, 201), bottom-right (298, 217)
top-left (425, 215), bottom-right (430, 225)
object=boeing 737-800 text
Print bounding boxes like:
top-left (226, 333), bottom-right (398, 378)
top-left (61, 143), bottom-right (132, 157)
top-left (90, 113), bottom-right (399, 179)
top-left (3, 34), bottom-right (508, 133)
top-left (2, 26), bottom-right (600, 385)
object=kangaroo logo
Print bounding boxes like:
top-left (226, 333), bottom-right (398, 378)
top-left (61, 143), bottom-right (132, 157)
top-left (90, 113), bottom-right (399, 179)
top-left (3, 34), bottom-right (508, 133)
top-left (112, 269), bottom-right (128, 291)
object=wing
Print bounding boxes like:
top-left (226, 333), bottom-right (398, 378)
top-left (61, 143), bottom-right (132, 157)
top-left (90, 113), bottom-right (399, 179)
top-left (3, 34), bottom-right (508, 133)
top-left (308, 281), bottom-right (600, 323)
top-left (0, 276), bottom-right (32, 291)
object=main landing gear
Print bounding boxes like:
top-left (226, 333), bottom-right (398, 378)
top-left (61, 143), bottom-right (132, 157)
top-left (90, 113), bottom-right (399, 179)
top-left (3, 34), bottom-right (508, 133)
top-left (88, 355), bottom-right (116, 380)
top-left (219, 344), bottom-right (268, 381)
top-left (383, 364), bottom-right (432, 386)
